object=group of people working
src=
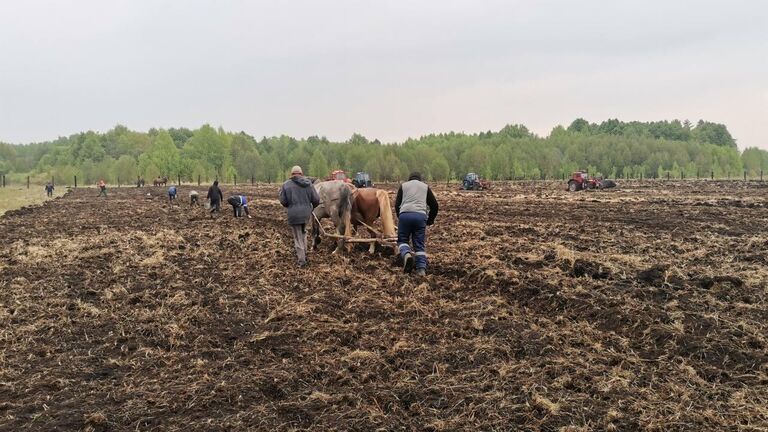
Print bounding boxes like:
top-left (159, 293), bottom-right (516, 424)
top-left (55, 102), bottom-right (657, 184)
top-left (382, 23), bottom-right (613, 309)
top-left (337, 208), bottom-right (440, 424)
top-left (164, 181), bottom-right (251, 218)
top-left (278, 165), bottom-right (438, 276)
top-left (102, 166), bottom-right (438, 276)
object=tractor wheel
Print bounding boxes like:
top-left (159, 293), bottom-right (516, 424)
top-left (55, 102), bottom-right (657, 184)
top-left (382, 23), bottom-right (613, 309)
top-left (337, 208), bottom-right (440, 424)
top-left (568, 181), bottom-right (579, 192)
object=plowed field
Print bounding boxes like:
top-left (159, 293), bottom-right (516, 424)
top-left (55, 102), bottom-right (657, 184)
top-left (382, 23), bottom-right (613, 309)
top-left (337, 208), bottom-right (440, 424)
top-left (1, 181), bottom-right (766, 431)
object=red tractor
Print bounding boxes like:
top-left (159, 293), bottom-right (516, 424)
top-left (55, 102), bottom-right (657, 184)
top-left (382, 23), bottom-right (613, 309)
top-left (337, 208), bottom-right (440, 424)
top-left (567, 171), bottom-right (616, 191)
top-left (326, 169), bottom-right (352, 183)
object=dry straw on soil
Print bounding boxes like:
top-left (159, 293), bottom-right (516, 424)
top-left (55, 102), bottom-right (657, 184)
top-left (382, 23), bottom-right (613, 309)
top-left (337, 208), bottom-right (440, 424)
top-left (0, 180), bottom-right (766, 431)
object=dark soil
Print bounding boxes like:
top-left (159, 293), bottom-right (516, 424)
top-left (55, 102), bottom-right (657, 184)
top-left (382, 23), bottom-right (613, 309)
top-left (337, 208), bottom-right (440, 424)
top-left (0, 180), bottom-right (766, 431)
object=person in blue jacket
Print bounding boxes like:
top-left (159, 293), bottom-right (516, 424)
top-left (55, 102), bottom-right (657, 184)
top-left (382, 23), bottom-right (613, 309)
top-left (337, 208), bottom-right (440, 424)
top-left (227, 195), bottom-right (251, 218)
top-left (167, 185), bottom-right (178, 205)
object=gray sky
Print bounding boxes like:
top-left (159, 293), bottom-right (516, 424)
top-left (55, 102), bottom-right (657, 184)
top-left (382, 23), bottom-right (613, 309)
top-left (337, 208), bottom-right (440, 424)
top-left (1, 0), bottom-right (766, 149)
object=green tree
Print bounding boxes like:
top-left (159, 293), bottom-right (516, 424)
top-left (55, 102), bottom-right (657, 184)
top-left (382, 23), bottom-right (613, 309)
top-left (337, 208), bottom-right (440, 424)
top-left (429, 156), bottom-right (450, 181)
top-left (693, 121), bottom-right (737, 148)
top-left (741, 147), bottom-right (768, 176)
top-left (149, 130), bottom-right (180, 176)
top-left (115, 155), bottom-right (138, 183)
top-left (309, 149), bottom-right (329, 178)
top-left (183, 125), bottom-right (232, 179)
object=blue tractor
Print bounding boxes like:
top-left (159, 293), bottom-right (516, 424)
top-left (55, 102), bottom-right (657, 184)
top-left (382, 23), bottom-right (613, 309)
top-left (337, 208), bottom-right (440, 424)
top-left (352, 172), bottom-right (373, 188)
top-left (462, 172), bottom-right (490, 190)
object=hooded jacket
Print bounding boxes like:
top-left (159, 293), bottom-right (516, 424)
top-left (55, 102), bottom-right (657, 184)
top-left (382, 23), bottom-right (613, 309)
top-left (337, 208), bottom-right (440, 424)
top-left (279, 176), bottom-right (320, 225)
top-left (207, 182), bottom-right (223, 203)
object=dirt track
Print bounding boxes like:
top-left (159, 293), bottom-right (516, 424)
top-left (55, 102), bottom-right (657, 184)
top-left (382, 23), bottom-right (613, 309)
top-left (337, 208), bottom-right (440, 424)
top-left (1, 181), bottom-right (767, 431)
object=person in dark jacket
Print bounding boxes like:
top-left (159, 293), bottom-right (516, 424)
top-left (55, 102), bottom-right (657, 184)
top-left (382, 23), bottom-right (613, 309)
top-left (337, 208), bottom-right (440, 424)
top-left (207, 180), bottom-right (223, 214)
top-left (45, 182), bottom-right (54, 197)
top-left (168, 185), bottom-right (178, 205)
top-left (227, 195), bottom-right (251, 218)
top-left (279, 166), bottom-right (320, 267)
top-left (395, 172), bottom-right (438, 276)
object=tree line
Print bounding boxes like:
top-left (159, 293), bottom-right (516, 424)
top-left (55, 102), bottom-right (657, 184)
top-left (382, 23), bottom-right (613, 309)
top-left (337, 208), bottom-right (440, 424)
top-left (0, 119), bottom-right (766, 185)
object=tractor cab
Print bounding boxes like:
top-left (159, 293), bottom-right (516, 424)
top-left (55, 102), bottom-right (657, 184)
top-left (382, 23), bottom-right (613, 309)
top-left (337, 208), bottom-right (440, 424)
top-left (463, 173), bottom-right (479, 189)
top-left (353, 172), bottom-right (373, 188)
top-left (567, 170), bottom-right (610, 191)
top-left (462, 172), bottom-right (490, 190)
top-left (568, 171), bottom-right (588, 191)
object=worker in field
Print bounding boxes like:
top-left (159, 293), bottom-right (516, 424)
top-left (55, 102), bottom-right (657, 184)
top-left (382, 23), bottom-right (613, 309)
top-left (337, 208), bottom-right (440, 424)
top-left (45, 182), bottom-right (54, 197)
top-left (227, 194), bottom-right (252, 218)
top-left (168, 185), bottom-right (178, 205)
top-left (98, 179), bottom-right (107, 198)
top-left (189, 190), bottom-right (199, 206)
top-left (207, 180), bottom-right (223, 215)
top-left (395, 172), bottom-right (438, 277)
top-left (279, 165), bottom-right (320, 267)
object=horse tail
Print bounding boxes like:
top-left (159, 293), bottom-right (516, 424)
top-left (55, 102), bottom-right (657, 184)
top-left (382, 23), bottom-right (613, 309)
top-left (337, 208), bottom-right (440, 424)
top-left (338, 186), bottom-right (353, 238)
top-left (377, 189), bottom-right (396, 238)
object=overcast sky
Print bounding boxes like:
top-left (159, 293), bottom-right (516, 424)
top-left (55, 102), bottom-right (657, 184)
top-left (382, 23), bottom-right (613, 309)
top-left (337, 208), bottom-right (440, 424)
top-left (1, 0), bottom-right (766, 149)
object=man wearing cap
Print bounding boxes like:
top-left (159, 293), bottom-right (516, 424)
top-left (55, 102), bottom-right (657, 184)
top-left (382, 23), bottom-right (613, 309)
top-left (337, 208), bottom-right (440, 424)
top-left (279, 166), bottom-right (321, 267)
top-left (395, 172), bottom-right (439, 276)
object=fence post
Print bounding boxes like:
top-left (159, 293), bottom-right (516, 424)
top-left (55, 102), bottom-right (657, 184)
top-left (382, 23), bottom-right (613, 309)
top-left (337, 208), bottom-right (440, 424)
top-left (52, 176), bottom-right (55, 186)
top-left (178, 174), bottom-right (181, 186)
top-left (667, 171), bottom-right (670, 181)
top-left (27, 176), bottom-right (30, 189)
top-left (74, 175), bottom-right (77, 188)
top-left (234, 174), bottom-right (237, 186)
top-left (251, 175), bottom-right (254, 185)
top-left (118, 176), bottom-right (121, 188)
top-left (744, 171), bottom-right (747, 181)
top-left (711, 170), bottom-right (714, 180)
top-left (2, 175), bottom-right (5, 187)
top-left (681, 171), bottom-right (684, 180)
top-left (198, 175), bottom-right (201, 186)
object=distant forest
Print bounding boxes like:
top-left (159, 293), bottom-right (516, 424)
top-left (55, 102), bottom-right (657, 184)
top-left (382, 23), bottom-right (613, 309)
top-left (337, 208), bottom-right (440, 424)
top-left (1, 119), bottom-right (767, 184)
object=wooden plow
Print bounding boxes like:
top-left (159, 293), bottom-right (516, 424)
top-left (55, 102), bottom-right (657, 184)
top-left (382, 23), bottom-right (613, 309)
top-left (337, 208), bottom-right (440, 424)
top-left (312, 212), bottom-right (398, 251)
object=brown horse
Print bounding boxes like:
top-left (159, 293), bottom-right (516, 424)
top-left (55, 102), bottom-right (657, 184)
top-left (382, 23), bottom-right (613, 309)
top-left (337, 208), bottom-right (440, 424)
top-left (350, 188), bottom-right (396, 253)
top-left (153, 176), bottom-right (168, 187)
